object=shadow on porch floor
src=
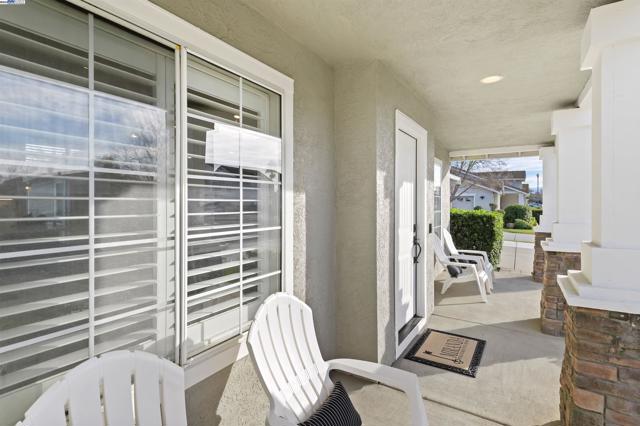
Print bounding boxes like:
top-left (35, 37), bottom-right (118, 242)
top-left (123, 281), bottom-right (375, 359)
top-left (339, 271), bottom-right (564, 426)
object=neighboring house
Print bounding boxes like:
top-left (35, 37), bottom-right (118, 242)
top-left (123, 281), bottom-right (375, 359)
top-left (451, 168), bottom-right (529, 210)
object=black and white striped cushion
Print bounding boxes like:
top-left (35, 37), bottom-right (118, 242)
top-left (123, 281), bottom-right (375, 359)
top-left (299, 381), bottom-right (362, 426)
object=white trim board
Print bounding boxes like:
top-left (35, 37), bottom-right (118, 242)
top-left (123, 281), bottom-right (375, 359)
top-left (449, 143), bottom-right (552, 160)
top-left (67, 0), bottom-right (294, 94)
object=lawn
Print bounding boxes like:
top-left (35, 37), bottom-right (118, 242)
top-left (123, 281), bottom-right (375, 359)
top-left (504, 228), bottom-right (535, 235)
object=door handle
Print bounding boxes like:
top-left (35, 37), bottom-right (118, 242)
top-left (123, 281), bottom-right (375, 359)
top-left (413, 236), bottom-right (422, 264)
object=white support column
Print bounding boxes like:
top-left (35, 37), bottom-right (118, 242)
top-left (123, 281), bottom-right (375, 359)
top-left (559, 0), bottom-right (640, 314)
top-left (535, 147), bottom-right (557, 233)
top-left (542, 108), bottom-right (591, 252)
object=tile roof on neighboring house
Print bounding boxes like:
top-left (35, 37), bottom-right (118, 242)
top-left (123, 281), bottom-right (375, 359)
top-left (473, 171), bottom-right (527, 181)
top-left (503, 184), bottom-right (529, 195)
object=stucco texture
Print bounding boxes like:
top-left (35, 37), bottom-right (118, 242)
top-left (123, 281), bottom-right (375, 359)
top-left (334, 61), bottom-right (444, 365)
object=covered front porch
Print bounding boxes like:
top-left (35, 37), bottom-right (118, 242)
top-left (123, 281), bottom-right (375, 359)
top-left (2, 0), bottom-right (640, 425)
top-left (343, 271), bottom-right (564, 426)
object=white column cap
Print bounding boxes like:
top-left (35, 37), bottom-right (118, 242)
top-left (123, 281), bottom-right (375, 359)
top-left (538, 146), bottom-right (555, 159)
top-left (551, 108), bottom-right (591, 135)
top-left (581, 0), bottom-right (640, 70)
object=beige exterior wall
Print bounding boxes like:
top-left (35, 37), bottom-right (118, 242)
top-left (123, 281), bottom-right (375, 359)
top-left (334, 62), bottom-right (379, 361)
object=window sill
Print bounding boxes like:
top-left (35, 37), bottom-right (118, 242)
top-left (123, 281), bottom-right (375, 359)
top-left (184, 333), bottom-right (250, 388)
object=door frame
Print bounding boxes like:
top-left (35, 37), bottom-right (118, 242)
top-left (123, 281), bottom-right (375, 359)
top-left (394, 109), bottom-right (429, 358)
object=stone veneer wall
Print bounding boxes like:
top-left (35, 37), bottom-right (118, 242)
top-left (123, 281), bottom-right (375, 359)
top-left (560, 306), bottom-right (640, 426)
top-left (533, 232), bottom-right (551, 282)
top-left (541, 250), bottom-right (580, 336)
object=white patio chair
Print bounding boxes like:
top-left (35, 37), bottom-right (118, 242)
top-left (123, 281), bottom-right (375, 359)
top-left (433, 234), bottom-right (489, 302)
top-left (442, 228), bottom-right (494, 291)
top-left (16, 350), bottom-right (187, 426)
top-left (247, 293), bottom-right (429, 426)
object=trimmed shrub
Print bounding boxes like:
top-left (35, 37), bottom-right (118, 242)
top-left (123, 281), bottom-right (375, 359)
top-left (531, 207), bottom-right (543, 224)
top-left (473, 205), bottom-right (483, 210)
top-left (503, 204), bottom-right (532, 225)
top-left (514, 218), bottom-right (533, 230)
top-left (450, 208), bottom-right (503, 266)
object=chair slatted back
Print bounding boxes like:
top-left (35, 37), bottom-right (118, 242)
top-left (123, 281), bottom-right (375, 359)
top-left (432, 234), bottom-right (451, 264)
top-left (17, 351), bottom-right (187, 426)
top-left (247, 293), bottom-right (333, 424)
top-left (442, 228), bottom-right (460, 256)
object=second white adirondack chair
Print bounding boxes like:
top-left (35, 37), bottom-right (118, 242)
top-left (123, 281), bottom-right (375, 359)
top-left (433, 234), bottom-right (490, 302)
top-left (16, 351), bottom-right (187, 426)
top-left (247, 293), bottom-right (429, 426)
top-left (442, 228), bottom-right (494, 292)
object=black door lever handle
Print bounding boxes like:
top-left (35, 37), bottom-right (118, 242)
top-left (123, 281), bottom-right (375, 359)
top-left (413, 237), bottom-right (422, 264)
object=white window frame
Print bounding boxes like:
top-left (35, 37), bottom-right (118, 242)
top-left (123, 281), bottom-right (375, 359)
top-left (33, 0), bottom-right (293, 388)
top-left (433, 157), bottom-right (443, 236)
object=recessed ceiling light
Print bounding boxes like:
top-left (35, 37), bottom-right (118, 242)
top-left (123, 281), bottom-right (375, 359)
top-left (480, 75), bottom-right (504, 84)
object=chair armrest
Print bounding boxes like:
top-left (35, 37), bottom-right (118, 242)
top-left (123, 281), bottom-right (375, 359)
top-left (327, 359), bottom-right (428, 426)
top-left (458, 250), bottom-right (489, 262)
top-left (449, 254), bottom-right (482, 264)
top-left (444, 258), bottom-right (479, 272)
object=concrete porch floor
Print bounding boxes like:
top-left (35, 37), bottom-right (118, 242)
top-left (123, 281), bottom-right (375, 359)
top-left (338, 271), bottom-right (565, 426)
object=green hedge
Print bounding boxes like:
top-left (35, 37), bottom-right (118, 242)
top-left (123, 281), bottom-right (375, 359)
top-left (514, 218), bottom-right (532, 230)
top-left (503, 204), bottom-right (532, 225)
top-left (450, 208), bottom-right (503, 266)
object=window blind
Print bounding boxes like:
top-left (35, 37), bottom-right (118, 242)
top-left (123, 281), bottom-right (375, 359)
top-left (184, 55), bottom-right (282, 358)
top-left (0, 1), bottom-right (176, 394)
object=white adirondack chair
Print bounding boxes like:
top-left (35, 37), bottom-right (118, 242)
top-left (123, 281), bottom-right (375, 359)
top-left (442, 228), bottom-right (494, 292)
top-left (16, 351), bottom-right (187, 426)
top-left (247, 293), bottom-right (429, 426)
top-left (433, 234), bottom-right (489, 302)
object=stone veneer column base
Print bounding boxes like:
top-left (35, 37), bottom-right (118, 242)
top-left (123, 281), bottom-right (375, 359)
top-left (533, 232), bottom-right (552, 282)
top-left (541, 250), bottom-right (580, 336)
top-left (560, 306), bottom-right (640, 426)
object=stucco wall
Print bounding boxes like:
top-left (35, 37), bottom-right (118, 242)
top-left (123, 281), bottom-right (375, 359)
top-left (334, 61), bottom-right (444, 364)
top-left (334, 62), bottom-right (379, 361)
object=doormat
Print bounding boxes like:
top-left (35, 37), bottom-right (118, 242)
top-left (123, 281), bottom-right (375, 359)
top-left (405, 329), bottom-right (485, 377)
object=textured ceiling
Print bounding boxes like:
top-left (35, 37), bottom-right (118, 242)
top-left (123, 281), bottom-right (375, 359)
top-left (238, 0), bottom-right (617, 151)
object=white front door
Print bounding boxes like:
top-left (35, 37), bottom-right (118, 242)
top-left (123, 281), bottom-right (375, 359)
top-left (394, 110), bottom-right (428, 358)
top-left (395, 130), bottom-right (418, 328)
